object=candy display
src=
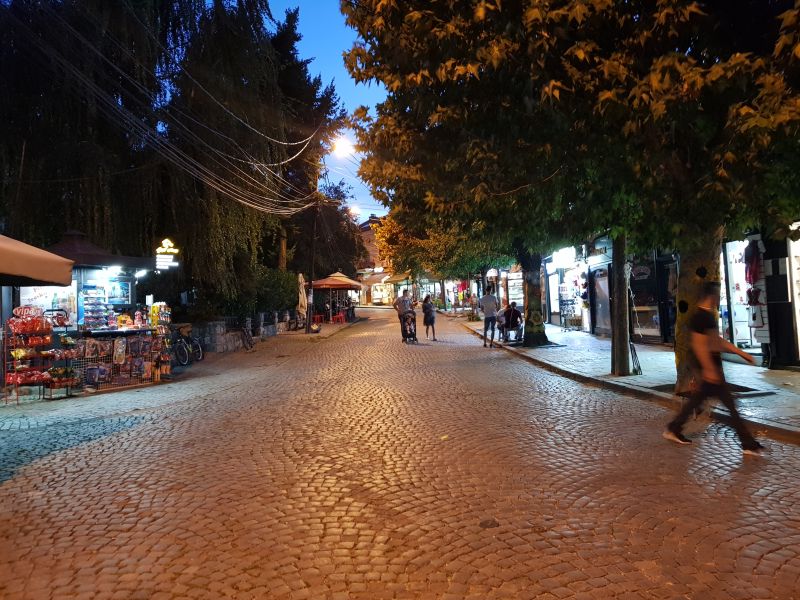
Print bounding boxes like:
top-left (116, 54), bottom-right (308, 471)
top-left (4, 302), bottom-right (173, 403)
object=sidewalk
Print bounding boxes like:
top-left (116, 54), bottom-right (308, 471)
top-left (454, 314), bottom-right (800, 442)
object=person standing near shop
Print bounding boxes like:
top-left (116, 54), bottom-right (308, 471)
top-left (422, 294), bottom-right (437, 341)
top-left (663, 281), bottom-right (765, 455)
top-left (393, 289), bottom-right (414, 341)
top-left (479, 285), bottom-right (499, 348)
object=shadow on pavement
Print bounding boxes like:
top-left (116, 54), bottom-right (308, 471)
top-left (0, 415), bottom-right (146, 484)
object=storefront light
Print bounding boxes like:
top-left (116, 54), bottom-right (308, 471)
top-left (106, 265), bottom-right (123, 276)
top-left (551, 247), bottom-right (577, 270)
top-left (135, 270), bottom-right (148, 279)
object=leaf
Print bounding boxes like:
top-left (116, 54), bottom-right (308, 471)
top-left (569, 2), bottom-right (589, 25)
top-left (793, 43), bottom-right (800, 60)
top-left (524, 7), bottom-right (543, 26)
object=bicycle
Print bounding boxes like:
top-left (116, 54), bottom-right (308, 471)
top-left (239, 325), bottom-right (255, 351)
top-left (170, 324), bottom-right (204, 366)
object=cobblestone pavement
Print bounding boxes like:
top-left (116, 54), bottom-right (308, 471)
top-left (1, 309), bottom-right (800, 599)
top-left (455, 312), bottom-right (800, 430)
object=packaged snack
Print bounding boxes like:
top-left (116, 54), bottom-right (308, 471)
top-left (113, 337), bottom-right (127, 365)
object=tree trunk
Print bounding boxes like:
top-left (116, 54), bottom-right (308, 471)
top-left (278, 224), bottom-right (288, 271)
top-left (440, 279), bottom-right (446, 306)
top-left (611, 234), bottom-right (631, 375)
top-left (674, 227), bottom-right (725, 393)
top-left (521, 252), bottom-right (549, 346)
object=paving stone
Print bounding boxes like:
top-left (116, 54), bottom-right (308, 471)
top-left (0, 309), bottom-right (799, 599)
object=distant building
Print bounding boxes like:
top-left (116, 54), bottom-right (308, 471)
top-left (356, 215), bottom-right (393, 305)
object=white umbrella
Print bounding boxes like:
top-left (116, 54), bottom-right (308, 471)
top-left (297, 273), bottom-right (307, 319)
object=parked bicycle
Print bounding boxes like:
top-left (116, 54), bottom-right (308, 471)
top-left (239, 324), bottom-right (255, 351)
top-left (170, 323), bottom-right (203, 366)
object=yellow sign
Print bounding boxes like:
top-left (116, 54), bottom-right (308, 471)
top-left (156, 238), bottom-right (179, 255)
top-left (155, 238), bottom-right (179, 270)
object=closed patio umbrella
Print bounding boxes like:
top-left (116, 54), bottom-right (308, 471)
top-left (297, 273), bottom-right (307, 319)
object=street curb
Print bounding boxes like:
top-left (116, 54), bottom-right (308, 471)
top-left (460, 322), bottom-right (800, 446)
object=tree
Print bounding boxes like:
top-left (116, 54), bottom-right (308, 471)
top-left (0, 1), bottom-right (349, 316)
top-left (288, 181), bottom-right (367, 280)
top-left (342, 1), bottom-right (800, 381)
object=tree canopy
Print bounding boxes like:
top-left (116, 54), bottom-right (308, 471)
top-left (342, 0), bottom-right (800, 255)
top-left (0, 0), bottom-right (358, 314)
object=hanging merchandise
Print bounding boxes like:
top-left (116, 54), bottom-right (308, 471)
top-left (744, 239), bottom-right (761, 285)
top-left (748, 305), bottom-right (765, 328)
top-left (746, 287), bottom-right (763, 306)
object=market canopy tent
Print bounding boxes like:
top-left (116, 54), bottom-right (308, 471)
top-left (310, 272), bottom-right (361, 322)
top-left (310, 271), bottom-right (362, 290)
top-left (0, 234), bottom-right (74, 286)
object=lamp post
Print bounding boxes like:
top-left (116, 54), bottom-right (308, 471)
top-left (305, 201), bottom-right (319, 334)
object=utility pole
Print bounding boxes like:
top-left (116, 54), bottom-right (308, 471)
top-left (611, 233), bottom-right (631, 375)
top-left (305, 202), bottom-right (319, 333)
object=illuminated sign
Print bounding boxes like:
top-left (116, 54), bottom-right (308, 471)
top-left (155, 238), bottom-right (180, 270)
top-left (13, 305), bottom-right (45, 318)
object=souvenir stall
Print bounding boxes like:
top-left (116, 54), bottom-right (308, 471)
top-left (719, 237), bottom-right (767, 358)
top-left (3, 232), bottom-right (178, 402)
top-left (545, 247), bottom-right (587, 331)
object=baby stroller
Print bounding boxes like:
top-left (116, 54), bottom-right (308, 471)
top-left (401, 310), bottom-right (418, 344)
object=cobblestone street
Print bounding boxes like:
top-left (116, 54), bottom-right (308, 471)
top-left (1, 309), bottom-right (799, 599)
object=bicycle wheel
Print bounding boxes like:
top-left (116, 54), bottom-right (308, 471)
top-left (174, 340), bottom-right (190, 366)
top-left (242, 330), bottom-right (254, 350)
top-left (191, 338), bottom-right (204, 361)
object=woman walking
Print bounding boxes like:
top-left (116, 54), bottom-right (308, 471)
top-left (422, 294), bottom-right (437, 341)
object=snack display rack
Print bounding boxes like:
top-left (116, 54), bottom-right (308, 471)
top-left (73, 329), bottom-right (161, 392)
top-left (3, 307), bottom-right (79, 404)
top-left (2, 304), bottom-right (175, 403)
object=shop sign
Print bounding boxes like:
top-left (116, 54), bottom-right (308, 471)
top-left (155, 238), bottom-right (180, 270)
top-left (13, 305), bottom-right (44, 318)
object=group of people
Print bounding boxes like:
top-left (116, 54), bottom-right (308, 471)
top-left (392, 289), bottom-right (438, 341)
top-left (476, 285), bottom-right (523, 348)
top-left (393, 285), bottom-right (524, 347)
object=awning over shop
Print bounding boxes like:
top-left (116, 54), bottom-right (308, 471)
top-left (384, 271), bottom-right (411, 284)
top-left (311, 271), bottom-right (362, 290)
top-left (0, 234), bottom-right (74, 286)
top-left (360, 272), bottom-right (390, 286)
top-left (47, 230), bottom-right (154, 269)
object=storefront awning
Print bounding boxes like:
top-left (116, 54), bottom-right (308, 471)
top-left (384, 271), bottom-right (411, 284)
top-left (47, 230), bottom-right (154, 270)
top-left (360, 272), bottom-right (390, 286)
top-left (0, 234), bottom-right (74, 286)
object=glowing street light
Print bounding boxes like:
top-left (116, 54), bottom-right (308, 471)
top-left (332, 136), bottom-right (355, 158)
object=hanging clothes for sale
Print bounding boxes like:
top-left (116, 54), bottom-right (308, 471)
top-left (746, 286), bottom-right (763, 306)
top-left (744, 239), bottom-right (760, 285)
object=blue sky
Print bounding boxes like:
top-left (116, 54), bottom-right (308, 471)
top-left (269, 1), bottom-right (388, 219)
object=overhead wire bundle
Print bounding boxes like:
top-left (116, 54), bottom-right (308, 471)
top-left (6, 1), bottom-right (324, 216)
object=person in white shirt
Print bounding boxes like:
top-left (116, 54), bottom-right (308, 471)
top-left (479, 285), bottom-right (499, 348)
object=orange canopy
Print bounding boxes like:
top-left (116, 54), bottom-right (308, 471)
top-left (311, 271), bottom-right (361, 290)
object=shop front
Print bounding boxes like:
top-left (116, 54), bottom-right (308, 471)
top-left (358, 269), bottom-right (392, 305)
top-left (3, 232), bottom-right (177, 402)
top-left (719, 236), bottom-right (769, 362)
top-left (544, 247), bottom-right (588, 332)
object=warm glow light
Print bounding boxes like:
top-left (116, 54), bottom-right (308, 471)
top-left (349, 205), bottom-right (362, 218)
top-left (332, 136), bottom-right (355, 158)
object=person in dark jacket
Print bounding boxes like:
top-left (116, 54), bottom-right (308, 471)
top-left (422, 294), bottom-right (437, 341)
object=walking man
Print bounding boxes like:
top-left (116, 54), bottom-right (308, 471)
top-left (479, 285), bottom-right (499, 348)
top-left (663, 281), bottom-right (765, 456)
